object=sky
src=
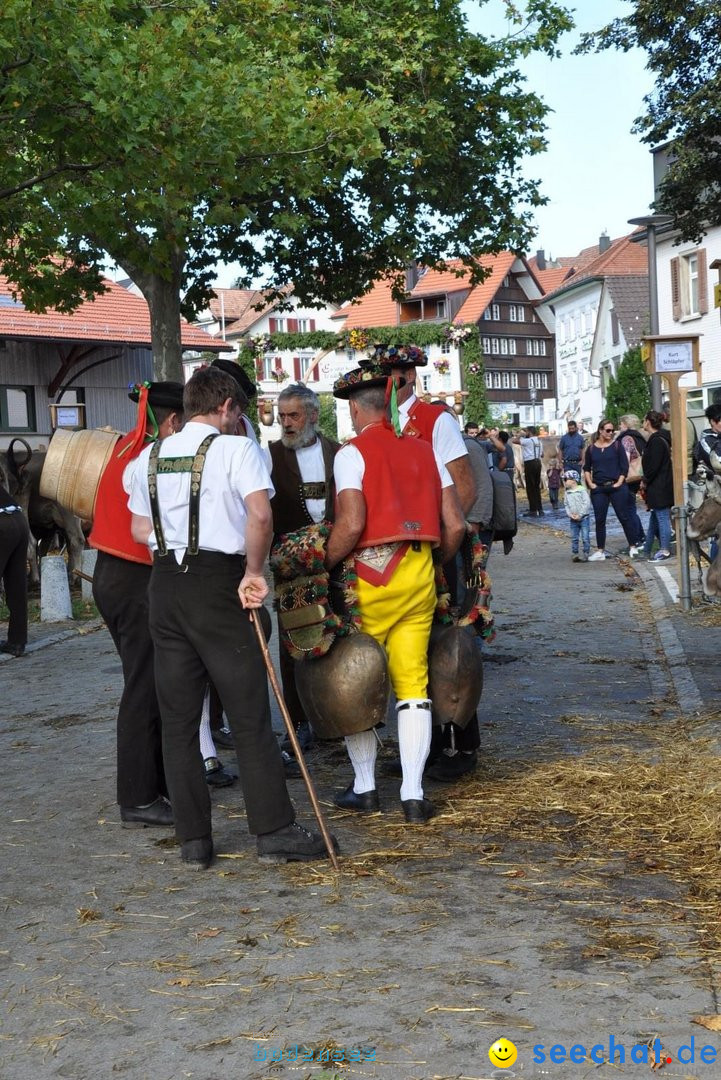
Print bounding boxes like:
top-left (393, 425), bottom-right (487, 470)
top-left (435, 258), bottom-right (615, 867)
top-left (211, 0), bottom-right (655, 287)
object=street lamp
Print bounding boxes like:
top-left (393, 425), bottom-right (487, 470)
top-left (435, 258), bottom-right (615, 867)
top-left (529, 385), bottom-right (537, 428)
top-left (628, 213), bottom-right (674, 411)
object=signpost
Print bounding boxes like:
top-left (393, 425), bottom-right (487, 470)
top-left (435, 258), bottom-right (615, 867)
top-left (641, 334), bottom-right (701, 611)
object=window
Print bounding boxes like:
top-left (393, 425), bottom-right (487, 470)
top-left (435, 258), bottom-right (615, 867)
top-left (298, 354), bottom-right (313, 379)
top-left (526, 339), bottom-right (547, 357)
top-left (509, 339), bottom-right (517, 355)
top-left (567, 315), bottom-right (575, 341)
top-left (501, 371), bottom-right (510, 389)
top-left (510, 372), bottom-right (518, 389)
top-left (538, 340), bottom-right (546, 356)
top-left (490, 338), bottom-right (500, 354)
top-left (528, 372), bottom-right (549, 390)
top-left (435, 299), bottom-right (447, 319)
top-left (482, 308), bottom-right (492, 321)
top-left (263, 354), bottom-right (279, 380)
top-left (0, 385), bottom-right (35, 432)
top-left (509, 304), bottom-right (517, 322)
top-left (440, 340), bottom-right (451, 354)
top-left (671, 249), bottom-right (709, 320)
top-left (509, 304), bottom-right (525, 322)
top-left (421, 374), bottom-right (432, 391)
top-left (482, 336), bottom-right (491, 354)
top-left (558, 320), bottom-right (566, 345)
top-left (493, 371), bottom-right (502, 388)
top-left (491, 303), bottom-right (500, 320)
top-left (500, 338), bottom-right (508, 355)
top-left (584, 307), bottom-right (593, 334)
top-left (485, 371), bottom-right (493, 388)
top-left (574, 312), bottom-right (582, 337)
top-left (272, 317), bottom-right (286, 332)
top-left (296, 318), bottom-right (310, 332)
top-left (503, 275), bottom-right (510, 287)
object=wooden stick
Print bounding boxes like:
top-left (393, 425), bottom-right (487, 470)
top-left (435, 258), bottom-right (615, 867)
top-left (72, 568), bottom-right (94, 584)
top-left (249, 610), bottom-right (339, 872)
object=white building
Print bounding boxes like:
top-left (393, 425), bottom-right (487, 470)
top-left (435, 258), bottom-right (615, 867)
top-left (538, 234), bottom-right (648, 431)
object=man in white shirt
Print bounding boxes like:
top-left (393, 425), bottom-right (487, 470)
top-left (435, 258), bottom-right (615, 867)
top-left (128, 366), bottom-right (335, 870)
top-left (513, 426), bottom-right (544, 516)
top-left (266, 383), bottom-right (339, 754)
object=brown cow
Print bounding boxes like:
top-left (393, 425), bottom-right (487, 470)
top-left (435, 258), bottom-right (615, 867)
top-left (704, 527), bottom-right (721, 596)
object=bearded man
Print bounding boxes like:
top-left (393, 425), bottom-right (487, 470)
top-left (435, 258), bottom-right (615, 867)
top-left (267, 383), bottom-right (339, 752)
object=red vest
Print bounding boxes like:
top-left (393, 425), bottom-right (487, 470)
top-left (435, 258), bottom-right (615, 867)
top-left (352, 423), bottom-right (441, 547)
top-left (401, 399), bottom-right (446, 443)
top-left (89, 430), bottom-right (153, 565)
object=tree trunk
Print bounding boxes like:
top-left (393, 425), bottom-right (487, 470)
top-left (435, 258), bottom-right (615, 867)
top-left (120, 251), bottom-right (185, 382)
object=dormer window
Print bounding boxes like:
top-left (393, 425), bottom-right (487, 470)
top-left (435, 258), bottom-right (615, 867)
top-left (435, 299), bottom-right (447, 318)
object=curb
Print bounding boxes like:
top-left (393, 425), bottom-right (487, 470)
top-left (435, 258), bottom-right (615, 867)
top-left (0, 619), bottom-right (106, 663)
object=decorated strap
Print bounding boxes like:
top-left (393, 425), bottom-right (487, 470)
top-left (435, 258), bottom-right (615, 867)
top-left (300, 481), bottom-right (327, 500)
top-left (433, 528), bottom-right (495, 642)
top-left (147, 433), bottom-right (218, 557)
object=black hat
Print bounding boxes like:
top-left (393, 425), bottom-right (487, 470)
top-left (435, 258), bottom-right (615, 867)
top-left (128, 381), bottom-right (184, 410)
top-left (211, 357), bottom-right (257, 400)
top-left (332, 362), bottom-right (405, 400)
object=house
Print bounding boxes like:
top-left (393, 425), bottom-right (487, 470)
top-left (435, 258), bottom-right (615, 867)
top-left (0, 275), bottom-right (222, 450)
top-left (645, 145), bottom-right (721, 424)
top-left (536, 234), bottom-right (648, 431)
top-left (331, 253), bottom-right (557, 429)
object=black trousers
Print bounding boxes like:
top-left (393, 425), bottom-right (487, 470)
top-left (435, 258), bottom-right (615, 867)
top-left (524, 458), bottom-right (543, 513)
top-left (278, 638), bottom-right (307, 730)
top-left (0, 511), bottom-right (29, 647)
top-left (93, 551), bottom-right (166, 807)
top-left (148, 551), bottom-right (294, 844)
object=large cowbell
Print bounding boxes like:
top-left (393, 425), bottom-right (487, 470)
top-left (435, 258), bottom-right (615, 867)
top-left (295, 632), bottom-right (390, 740)
top-left (428, 624), bottom-right (483, 728)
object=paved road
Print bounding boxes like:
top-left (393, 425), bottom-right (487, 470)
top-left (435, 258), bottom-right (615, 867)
top-left (1, 521), bottom-right (719, 1080)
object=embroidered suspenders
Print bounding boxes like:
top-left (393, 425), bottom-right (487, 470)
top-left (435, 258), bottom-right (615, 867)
top-left (147, 433), bottom-right (219, 557)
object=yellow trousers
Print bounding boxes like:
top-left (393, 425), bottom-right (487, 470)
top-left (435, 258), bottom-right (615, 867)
top-left (356, 543), bottom-right (436, 701)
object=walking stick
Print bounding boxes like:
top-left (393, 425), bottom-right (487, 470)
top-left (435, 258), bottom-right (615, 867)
top-left (249, 610), bottom-right (340, 872)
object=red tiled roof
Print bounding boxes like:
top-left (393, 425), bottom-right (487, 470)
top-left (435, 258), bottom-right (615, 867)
top-left (0, 275), bottom-right (223, 350)
top-left (540, 233), bottom-right (648, 305)
top-left (208, 286), bottom-right (292, 335)
top-left (332, 253), bottom-right (520, 328)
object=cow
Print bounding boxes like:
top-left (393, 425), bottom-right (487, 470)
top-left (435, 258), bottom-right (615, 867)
top-left (704, 525), bottom-right (721, 596)
top-left (1, 438), bottom-right (86, 584)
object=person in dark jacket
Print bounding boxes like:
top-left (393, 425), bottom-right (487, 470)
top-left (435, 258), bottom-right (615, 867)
top-left (640, 410), bottom-right (674, 561)
top-left (0, 480), bottom-right (29, 657)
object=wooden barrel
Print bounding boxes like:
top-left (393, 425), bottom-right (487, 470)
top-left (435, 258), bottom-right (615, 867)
top-left (40, 427), bottom-right (121, 521)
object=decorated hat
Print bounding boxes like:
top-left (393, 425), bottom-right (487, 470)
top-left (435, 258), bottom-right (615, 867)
top-left (370, 343), bottom-right (428, 369)
top-left (128, 381), bottom-right (184, 410)
top-left (211, 357), bottom-right (257, 400)
top-left (563, 469), bottom-right (580, 482)
top-left (332, 361), bottom-right (405, 401)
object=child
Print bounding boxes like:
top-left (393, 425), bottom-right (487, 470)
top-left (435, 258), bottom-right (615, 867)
top-left (546, 457), bottom-right (562, 510)
top-left (563, 469), bottom-right (591, 562)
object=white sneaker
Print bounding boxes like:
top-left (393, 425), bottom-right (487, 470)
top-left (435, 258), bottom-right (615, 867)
top-left (629, 545), bottom-right (641, 558)
top-left (588, 550), bottom-right (607, 561)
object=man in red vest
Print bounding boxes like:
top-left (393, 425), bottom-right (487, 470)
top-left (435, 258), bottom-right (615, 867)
top-left (326, 362), bottom-right (465, 823)
top-left (89, 381), bottom-right (184, 828)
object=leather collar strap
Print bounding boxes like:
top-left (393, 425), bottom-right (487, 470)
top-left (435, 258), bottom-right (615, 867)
top-left (147, 433), bottom-right (219, 557)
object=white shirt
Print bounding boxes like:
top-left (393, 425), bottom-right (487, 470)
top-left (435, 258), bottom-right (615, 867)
top-left (127, 421), bottom-right (274, 561)
top-left (519, 436), bottom-right (542, 462)
top-left (334, 427), bottom-right (453, 493)
top-left (399, 394), bottom-right (468, 466)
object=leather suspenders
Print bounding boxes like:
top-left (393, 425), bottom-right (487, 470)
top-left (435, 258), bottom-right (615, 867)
top-left (147, 433), bottom-right (219, 557)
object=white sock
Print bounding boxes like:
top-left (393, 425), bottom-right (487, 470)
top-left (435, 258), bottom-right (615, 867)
top-left (344, 730), bottom-right (377, 794)
top-left (397, 699), bottom-right (432, 802)
top-left (199, 687), bottom-right (217, 761)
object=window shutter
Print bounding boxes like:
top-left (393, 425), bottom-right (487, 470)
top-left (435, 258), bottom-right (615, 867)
top-left (698, 248), bottom-right (709, 314)
top-left (670, 257), bottom-right (681, 321)
top-left (293, 356), bottom-right (301, 380)
top-left (269, 317), bottom-right (277, 333)
top-left (274, 355), bottom-right (283, 371)
top-left (255, 356), bottom-right (264, 378)
top-left (311, 361), bottom-right (320, 382)
top-left (288, 318), bottom-right (299, 333)
top-left (309, 319), bottom-right (316, 332)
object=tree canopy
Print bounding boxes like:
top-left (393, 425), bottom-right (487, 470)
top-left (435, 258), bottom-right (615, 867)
top-left (578, 1), bottom-right (721, 243)
top-left (604, 347), bottom-right (651, 426)
top-left (1, 0), bottom-right (572, 379)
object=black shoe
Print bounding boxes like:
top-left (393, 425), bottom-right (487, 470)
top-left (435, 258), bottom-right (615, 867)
top-left (256, 821), bottom-right (338, 863)
top-left (280, 720), bottom-right (314, 755)
top-left (281, 750), bottom-right (302, 778)
top-left (181, 836), bottom-right (213, 871)
top-left (120, 796), bottom-right (174, 829)
top-left (204, 757), bottom-right (237, 787)
top-left (521, 510), bottom-right (535, 517)
top-left (0, 640), bottom-right (25, 658)
top-left (402, 797), bottom-right (436, 824)
top-left (212, 726), bottom-right (235, 749)
top-left (536, 510), bottom-right (545, 516)
top-left (425, 751), bottom-right (477, 783)
top-left (333, 784), bottom-right (380, 813)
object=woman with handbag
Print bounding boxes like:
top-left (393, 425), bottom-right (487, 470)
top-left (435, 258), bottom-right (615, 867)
top-left (583, 419), bottom-right (638, 561)
top-left (639, 410), bottom-right (674, 561)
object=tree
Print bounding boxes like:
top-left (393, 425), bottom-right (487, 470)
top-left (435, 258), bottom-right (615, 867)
top-left (578, 2), bottom-right (721, 242)
top-left (1, 0), bottom-right (572, 380)
top-left (604, 347), bottom-right (651, 426)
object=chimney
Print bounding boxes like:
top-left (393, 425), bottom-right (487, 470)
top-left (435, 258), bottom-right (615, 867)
top-left (599, 232), bottom-right (611, 253)
top-left (535, 249), bottom-right (546, 271)
top-left (405, 260), bottom-right (419, 292)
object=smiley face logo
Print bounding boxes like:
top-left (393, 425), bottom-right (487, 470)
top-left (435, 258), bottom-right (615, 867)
top-left (488, 1038), bottom-right (518, 1068)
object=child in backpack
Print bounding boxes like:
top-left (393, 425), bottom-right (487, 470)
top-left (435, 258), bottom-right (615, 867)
top-left (564, 469), bottom-right (591, 562)
top-left (546, 457), bottom-right (562, 509)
